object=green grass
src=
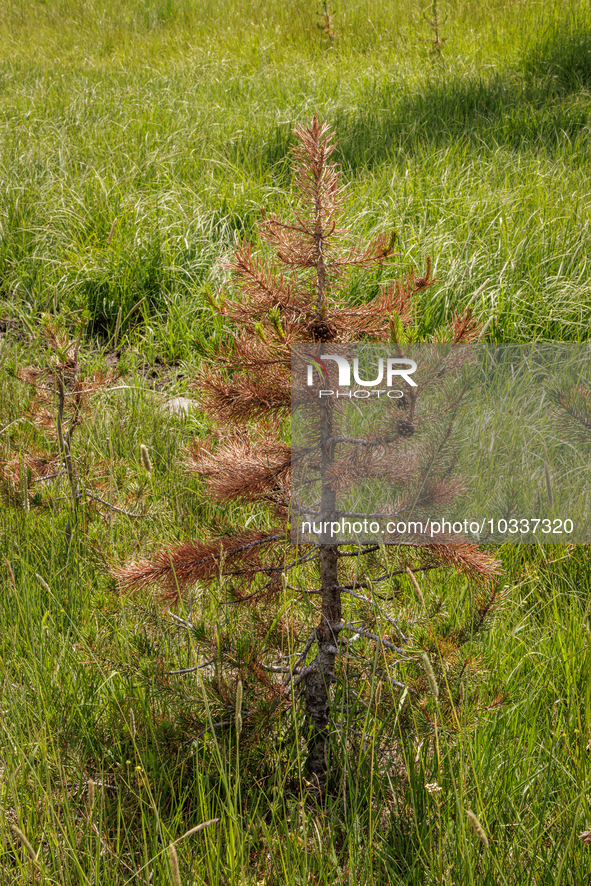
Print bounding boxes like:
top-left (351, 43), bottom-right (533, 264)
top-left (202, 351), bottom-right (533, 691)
top-left (1, 0), bottom-right (591, 882)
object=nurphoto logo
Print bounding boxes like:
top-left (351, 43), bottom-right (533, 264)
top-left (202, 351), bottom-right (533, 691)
top-left (305, 353), bottom-right (417, 398)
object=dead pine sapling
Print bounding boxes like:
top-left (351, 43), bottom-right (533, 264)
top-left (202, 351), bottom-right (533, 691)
top-left (0, 313), bottom-right (134, 552)
top-left (317, 1), bottom-right (336, 48)
top-left (418, 0), bottom-right (446, 57)
top-left (115, 117), bottom-right (502, 794)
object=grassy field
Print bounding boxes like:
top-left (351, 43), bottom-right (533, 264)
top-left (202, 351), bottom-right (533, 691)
top-left (1, 0), bottom-right (591, 882)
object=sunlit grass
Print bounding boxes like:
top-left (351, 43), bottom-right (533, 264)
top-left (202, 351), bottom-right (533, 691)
top-left (1, 0), bottom-right (591, 882)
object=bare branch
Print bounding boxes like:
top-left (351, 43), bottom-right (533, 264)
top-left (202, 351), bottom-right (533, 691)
top-left (167, 659), bottom-right (216, 676)
top-left (86, 492), bottom-right (147, 519)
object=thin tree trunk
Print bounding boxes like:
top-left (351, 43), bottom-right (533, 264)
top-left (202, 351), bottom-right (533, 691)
top-left (303, 157), bottom-right (343, 790)
top-left (304, 543), bottom-right (341, 789)
top-left (304, 392), bottom-right (341, 790)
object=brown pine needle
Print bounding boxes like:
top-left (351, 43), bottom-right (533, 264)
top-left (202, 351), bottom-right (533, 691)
top-left (5, 558), bottom-right (15, 587)
top-left (107, 217), bottom-right (118, 245)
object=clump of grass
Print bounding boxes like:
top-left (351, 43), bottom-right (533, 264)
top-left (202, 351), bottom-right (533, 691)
top-left (522, 3), bottom-right (591, 92)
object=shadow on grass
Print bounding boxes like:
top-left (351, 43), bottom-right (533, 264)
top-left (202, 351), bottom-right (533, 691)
top-left (239, 11), bottom-right (591, 174)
